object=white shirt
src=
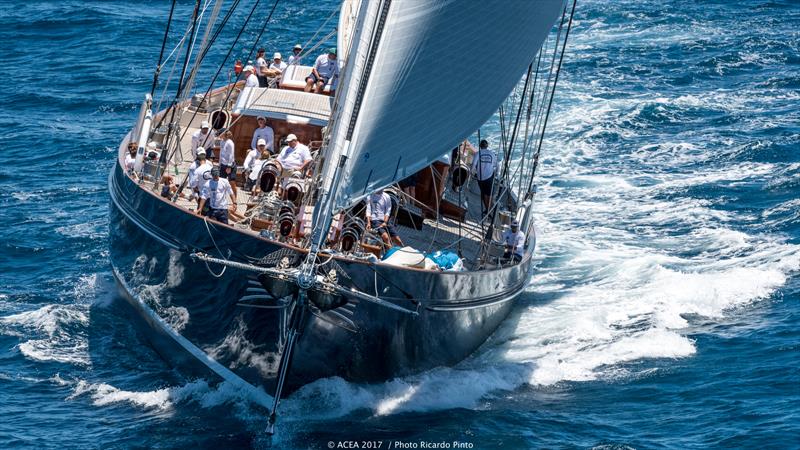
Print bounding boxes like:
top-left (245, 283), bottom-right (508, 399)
top-left (219, 139), bottom-right (235, 166)
top-left (189, 160), bottom-right (212, 189)
top-left (277, 143), bottom-right (311, 170)
top-left (366, 192), bottom-right (392, 221)
top-left (191, 129), bottom-right (216, 157)
top-left (201, 178), bottom-right (234, 210)
top-left (251, 126), bottom-right (274, 152)
top-left (269, 61), bottom-right (287, 74)
top-left (245, 73), bottom-right (259, 87)
top-left (249, 158), bottom-right (266, 181)
top-left (124, 154), bottom-right (135, 171)
top-left (243, 148), bottom-right (260, 172)
top-left (255, 56), bottom-right (268, 73)
top-left (471, 148), bottom-right (498, 181)
top-left (287, 54), bottom-right (303, 66)
top-left (313, 54), bottom-right (339, 79)
top-left (502, 229), bottom-right (525, 257)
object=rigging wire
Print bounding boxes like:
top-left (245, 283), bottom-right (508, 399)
top-left (151, 0), bottom-right (179, 98)
top-left (527, 0), bottom-right (576, 193)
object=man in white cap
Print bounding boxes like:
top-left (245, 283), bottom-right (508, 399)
top-left (365, 188), bottom-right (403, 248)
top-left (198, 166), bottom-right (236, 225)
top-left (243, 142), bottom-right (268, 191)
top-left (502, 220), bottom-right (525, 263)
top-left (243, 65), bottom-right (259, 88)
top-left (188, 147), bottom-right (212, 206)
top-left (287, 44), bottom-right (303, 66)
top-left (305, 48), bottom-right (339, 94)
top-left (191, 121), bottom-right (217, 159)
top-left (277, 133), bottom-right (312, 173)
top-left (264, 52), bottom-right (287, 87)
top-left (250, 116), bottom-right (274, 154)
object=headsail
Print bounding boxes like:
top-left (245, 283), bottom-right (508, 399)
top-left (329, 0), bottom-right (565, 210)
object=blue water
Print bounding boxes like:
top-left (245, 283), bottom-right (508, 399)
top-left (1, 0), bottom-right (798, 448)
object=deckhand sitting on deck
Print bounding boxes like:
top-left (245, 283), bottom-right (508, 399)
top-left (277, 134), bottom-right (312, 174)
top-left (191, 121), bottom-right (216, 159)
top-left (188, 148), bottom-right (212, 206)
top-left (264, 52), bottom-right (287, 87)
top-left (305, 48), bottom-right (339, 94)
top-left (366, 189), bottom-right (404, 248)
top-left (197, 166), bottom-right (236, 225)
top-left (502, 220), bottom-right (525, 263)
top-left (251, 116), bottom-right (274, 154)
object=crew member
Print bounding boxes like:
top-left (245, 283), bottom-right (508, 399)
top-left (264, 52), bottom-right (287, 87)
top-left (304, 48), bottom-right (339, 94)
top-left (287, 44), bottom-right (303, 65)
top-left (242, 140), bottom-right (264, 190)
top-left (191, 121), bottom-right (216, 159)
top-left (255, 48), bottom-right (268, 87)
top-left (502, 220), bottom-right (525, 263)
top-left (247, 148), bottom-right (271, 194)
top-left (218, 129), bottom-right (238, 197)
top-left (471, 139), bottom-right (498, 217)
top-left (366, 189), bottom-right (403, 248)
top-left (243, 65), bottom-right (259, 88)
top-left (198, 166), bottom-right (236, 225)
top-left (250, 116), bottom-right (274, 153)
top-left (277, 134), bottom-right (312, 174)
top-left (188, 147), bottom-right (212, 206)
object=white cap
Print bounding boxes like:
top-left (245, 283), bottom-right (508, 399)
top-left (196, 147), bottom-right (206, 155)
top-left (293, 44), bottom-right (302, 50)
top-left (257, 115), bottom-right (266, 121)
top-left (286, 134), bottom-right (298, 142)
top-left (257, 138), bottom-right (267, 146)
top-left (200, 121), bottom-right (210, 129)
top-left (273, 52), bottom-right (281, 59)
top-left (243, 65), bottom-right (255, 72)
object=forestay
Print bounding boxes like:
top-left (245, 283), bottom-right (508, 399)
top-left (330, 0), bottom-right (565, 210)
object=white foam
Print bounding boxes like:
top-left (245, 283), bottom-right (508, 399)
top-left (68, 379), bottom-right (271, 413)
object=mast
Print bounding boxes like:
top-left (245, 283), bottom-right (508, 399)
top-left (300, 0), bottom-right (391, 283)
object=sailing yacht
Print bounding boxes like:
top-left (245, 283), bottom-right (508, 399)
top-left (108, 0), bottom-right (574, 432)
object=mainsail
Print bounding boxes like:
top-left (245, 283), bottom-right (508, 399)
top-left (326, 0), bottom-right (566, 210)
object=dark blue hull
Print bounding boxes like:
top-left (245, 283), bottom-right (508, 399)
top-left (108, 158), bottom-right (533, 392)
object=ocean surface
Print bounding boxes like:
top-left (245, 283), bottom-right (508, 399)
top-left (1, 0), bottom-right (798, 448)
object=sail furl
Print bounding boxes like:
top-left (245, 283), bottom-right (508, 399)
top-left (331, 0), bottom-right (566, 210)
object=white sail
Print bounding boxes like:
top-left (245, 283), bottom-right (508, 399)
top-left (329, 0), bottom-right (565, 210)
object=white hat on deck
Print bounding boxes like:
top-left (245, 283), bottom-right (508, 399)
top-left (200, 121), bottom-right (210, 129)
top-left (196, 147), bottom-right (206, 156)
top-left (243, 65), bottom-right (255, 72)
top-left (257, 115), bottom-right (266, 121)
top-left (293, 44), bottom-right (302, 50)
top-left (273, 52), bottom-right (282, 59)
top-left (286, 134), bottom-right (298, 142)
top-left (257, 138), bottom-right (267, 146)
top-left (147, 141), bottom-right (158, 150)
